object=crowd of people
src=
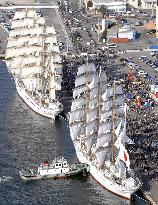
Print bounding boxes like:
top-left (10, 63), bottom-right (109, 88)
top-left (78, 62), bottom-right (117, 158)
top-left (124, 76), bottom-right (158, 182)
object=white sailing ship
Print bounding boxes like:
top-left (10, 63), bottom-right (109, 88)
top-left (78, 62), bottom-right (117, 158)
top-left (5, 9), bottom-right (63, 119)
top-left (69, 62), bottom-right (141, 199)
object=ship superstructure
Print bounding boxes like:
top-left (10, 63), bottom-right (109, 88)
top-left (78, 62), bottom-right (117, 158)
top-left (5, 9), bottom-right (63, 119)
top-left (69, 62), bottom-right (141, 199)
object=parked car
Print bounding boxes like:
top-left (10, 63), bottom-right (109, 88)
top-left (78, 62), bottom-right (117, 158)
top-left (138, 70), bottom-right (147, 76)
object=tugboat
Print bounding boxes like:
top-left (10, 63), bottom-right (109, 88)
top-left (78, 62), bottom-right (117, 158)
top-left (19, 157), bottom-right (89, 181)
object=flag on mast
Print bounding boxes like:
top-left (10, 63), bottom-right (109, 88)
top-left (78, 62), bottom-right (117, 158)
top-left (118, 143), bottom-right (130, 168)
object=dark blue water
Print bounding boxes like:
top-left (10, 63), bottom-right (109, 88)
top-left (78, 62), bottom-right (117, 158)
top-left (0, 60), bottom-right (148, 205)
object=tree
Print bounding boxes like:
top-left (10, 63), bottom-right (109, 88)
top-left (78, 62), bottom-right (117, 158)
top-left (98, 4), bottom-right (107, 18)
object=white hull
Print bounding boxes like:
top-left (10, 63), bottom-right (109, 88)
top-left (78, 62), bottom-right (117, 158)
top-left (73, 143), bottom-right (139, 200)
top-left (16, 81), bottom-right (63, 119)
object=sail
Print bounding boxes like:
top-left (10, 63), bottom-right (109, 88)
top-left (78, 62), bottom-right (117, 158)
top-left (70, 123), bottom-right (85, 141)
top-left (89, 97), bottom-right (98, 110)
top-left (88, 75), bottom-right (99, 90)
top-left (115, 106), bottom-right (124, 116)
top-left (6, 46), bottom-right (43, 58)
top-left (75, 73), bottom-right (96, 88)
top-left (13, 11), bottom-right (27, 20)
top-left (71, 98), bottom-right (84, 111)
top-left (36, 17), bottom-right (45, 25)
top-left (99, 119), bottom-right (120, 135)
top-left (98, 122), bottom-right (112, 134)
top-left (9, 27), bottom-right (44, 37)
top-left (6, 56), bottom-right (42, 68)
top-left (86, 120), bottom-right (97, 136)
top-left (96, 133), bottom-right (111, 150)
top-left (7, 36), bottom-right (57, 48)
top-left (87, 110), bottom-right (97, 122)
top-left (46, 26), bottom-right (56, 34)
top-left (118, 122), bottom-right (126, 144)
top-left (90, 87), bottom-right (98, 99)
top-left (27, 10), bottom-right (37, 18)
top-left (100, 110), bottom-right (112, 122)
top-left (73, 86), bottom-right (86, 98)
top-left (102, 99), bottom-right (113, 111)
top-left (115, 120), bottom-right (122, 138)
top-left (69, 109), bottom-right (84, 124)
top-left (102, 84), bottom-right (123, 101)
top-left (11, 66), bottom-right (42, 78)
top-left (12, 18), bottom-right (35, 28)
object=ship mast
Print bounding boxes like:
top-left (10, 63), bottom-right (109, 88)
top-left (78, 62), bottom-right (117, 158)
top-left (111, 80), bottom-right (116, 163)
top-left (41, 33), bottom-right (46, 96)
top-left (96, 66), bottom-right (102, 136)
top-left (82, 55), bottom-right (89, 147)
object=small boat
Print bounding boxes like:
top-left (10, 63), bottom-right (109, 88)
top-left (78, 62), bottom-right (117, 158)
top-left (19, 157), bottom-right (89, 181)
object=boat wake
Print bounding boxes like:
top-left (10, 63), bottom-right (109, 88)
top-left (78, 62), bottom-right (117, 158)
top-left (0, 176), bottom-right (13, 183)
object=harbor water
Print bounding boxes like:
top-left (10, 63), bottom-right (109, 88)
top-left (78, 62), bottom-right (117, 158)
top-left (0, 60), bottom-right (148, 205)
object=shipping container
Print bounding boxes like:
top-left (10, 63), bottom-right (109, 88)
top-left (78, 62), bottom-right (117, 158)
top-left (108, 38), bottom-right (129, 43)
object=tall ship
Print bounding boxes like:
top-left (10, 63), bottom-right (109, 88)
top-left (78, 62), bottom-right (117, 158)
top-left (69, 63), bottom-right (141, 199)
top-left (5, 9), bottom-right (63, 119)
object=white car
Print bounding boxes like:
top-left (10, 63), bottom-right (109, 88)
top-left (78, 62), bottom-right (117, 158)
top-left (138, 70), bottom-right (147, 76)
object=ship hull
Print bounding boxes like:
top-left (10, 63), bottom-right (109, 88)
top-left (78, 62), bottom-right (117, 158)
top-left (16, 81), bottom-right (63, 119)
top-left (74, 144), bottom-right (139, 200)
